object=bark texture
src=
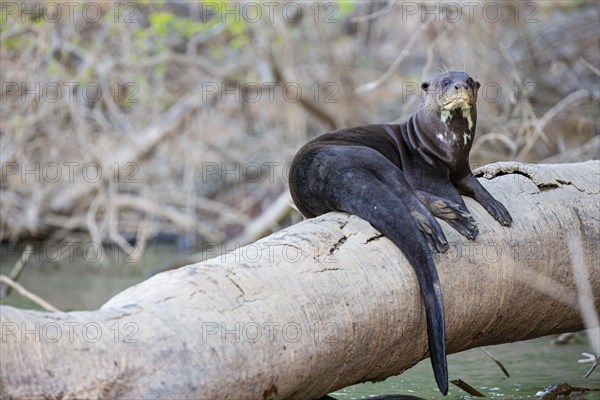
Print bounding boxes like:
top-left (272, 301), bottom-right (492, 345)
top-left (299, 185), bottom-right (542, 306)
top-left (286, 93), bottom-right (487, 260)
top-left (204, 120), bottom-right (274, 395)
top-left (1, 161), bottom-right (599, 400)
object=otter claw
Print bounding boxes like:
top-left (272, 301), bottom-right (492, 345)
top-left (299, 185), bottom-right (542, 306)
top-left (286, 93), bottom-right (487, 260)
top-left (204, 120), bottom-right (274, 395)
top-left (423, 197), bottom-right (479, 240)
top-left (411, 211), bottom-right (449, 253)
top-left (484, 198), bottom-right (513, 226)
top-left (495, 206), bottom-right (513, 226)
top-left (430, 199), bottom-right (470, 220)
top-left (448, 218), bottom-right (479, 240)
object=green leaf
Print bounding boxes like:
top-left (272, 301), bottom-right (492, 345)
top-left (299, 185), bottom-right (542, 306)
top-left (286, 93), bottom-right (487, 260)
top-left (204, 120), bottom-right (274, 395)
top-left (148, 11), bottom-right (176, 35)
top-left (337, 1), bottom-right (356, 16)
top-left (48, 59), bottom-right (60, 76)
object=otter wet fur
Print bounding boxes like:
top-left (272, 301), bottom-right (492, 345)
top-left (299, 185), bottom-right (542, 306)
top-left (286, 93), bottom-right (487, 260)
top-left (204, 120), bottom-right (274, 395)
top-left (289, 71), bottom-right (512, 395)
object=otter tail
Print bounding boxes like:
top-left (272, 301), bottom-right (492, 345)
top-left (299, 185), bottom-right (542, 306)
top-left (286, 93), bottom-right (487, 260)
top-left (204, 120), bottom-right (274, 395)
top-left (337, 181), bottom-right (449, 395)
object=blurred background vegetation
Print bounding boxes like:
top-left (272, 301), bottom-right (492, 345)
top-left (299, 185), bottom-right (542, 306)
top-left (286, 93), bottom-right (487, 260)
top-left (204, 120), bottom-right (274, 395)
top-left (1, 0), bottom-right (599, 298)
top-left (1, 1), bottom-right (599, 397)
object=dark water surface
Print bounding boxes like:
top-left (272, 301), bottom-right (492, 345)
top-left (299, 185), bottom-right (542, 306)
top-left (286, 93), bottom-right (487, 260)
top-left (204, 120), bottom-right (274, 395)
top-left (1, 242), bottom-right (175, 310)
top-left (331, 337), bottom-right (599, 399)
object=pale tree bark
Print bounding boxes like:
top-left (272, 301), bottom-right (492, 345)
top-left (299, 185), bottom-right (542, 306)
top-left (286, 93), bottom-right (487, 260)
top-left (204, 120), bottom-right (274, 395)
top-left (1, 161), bottom-right (599, 400)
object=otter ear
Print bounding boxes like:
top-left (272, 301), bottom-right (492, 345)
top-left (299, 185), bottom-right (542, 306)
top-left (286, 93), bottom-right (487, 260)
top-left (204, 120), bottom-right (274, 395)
top-left (475, 81), bottom-right (481, 91)
top-left (421, 82), bottom-right (430, 92)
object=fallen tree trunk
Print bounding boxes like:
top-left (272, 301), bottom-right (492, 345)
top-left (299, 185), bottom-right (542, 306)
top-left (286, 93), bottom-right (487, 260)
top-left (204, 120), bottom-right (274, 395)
top-left (1, 161), bottom-right (599, 399)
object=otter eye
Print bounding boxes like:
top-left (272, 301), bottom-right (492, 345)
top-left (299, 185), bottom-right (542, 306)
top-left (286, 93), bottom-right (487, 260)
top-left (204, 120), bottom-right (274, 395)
top-left (467, 78), bottom-right (474, 86)
top-left (443, 78), bottom-right (451, 86)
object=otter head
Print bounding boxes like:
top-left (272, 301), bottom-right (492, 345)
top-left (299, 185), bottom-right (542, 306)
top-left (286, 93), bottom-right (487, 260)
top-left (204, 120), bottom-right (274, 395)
top-left (419, 71), bottom-right (480, 132)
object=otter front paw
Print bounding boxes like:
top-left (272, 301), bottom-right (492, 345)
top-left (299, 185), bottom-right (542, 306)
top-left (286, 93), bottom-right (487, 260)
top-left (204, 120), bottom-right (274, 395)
top-left (485, 198), bottom-right (513, 226)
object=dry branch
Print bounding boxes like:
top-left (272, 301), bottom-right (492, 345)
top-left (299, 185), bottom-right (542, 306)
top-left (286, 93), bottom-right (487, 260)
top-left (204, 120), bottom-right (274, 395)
top-left (152, 190), bottom-right (294, 274)
top-left (1, 161), bottom-right (599, 399)
top-left (48, 91), bottom-right (200, 213)
top-left (3, 3), bottom-right (598, 248)
top-left (0, 276), bottom-right (60, 313)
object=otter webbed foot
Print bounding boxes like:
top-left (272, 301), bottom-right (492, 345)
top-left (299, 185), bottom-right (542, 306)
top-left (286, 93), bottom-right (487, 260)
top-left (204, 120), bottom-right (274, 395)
top-left (481, 197), bottom-right (513, 226)
top-left (415, 190), bottom-right (479, 240)
top-left (455, 174), bottom-right (513, 226)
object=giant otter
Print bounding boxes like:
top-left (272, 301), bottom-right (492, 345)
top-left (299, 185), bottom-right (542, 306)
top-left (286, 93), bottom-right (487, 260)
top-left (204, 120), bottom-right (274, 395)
top-left (288, 71), bottom-right (512, 395)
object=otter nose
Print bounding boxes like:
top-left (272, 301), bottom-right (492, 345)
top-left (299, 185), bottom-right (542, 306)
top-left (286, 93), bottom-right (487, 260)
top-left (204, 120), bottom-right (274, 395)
top-left (454, 83), bottom-right (469, 90)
